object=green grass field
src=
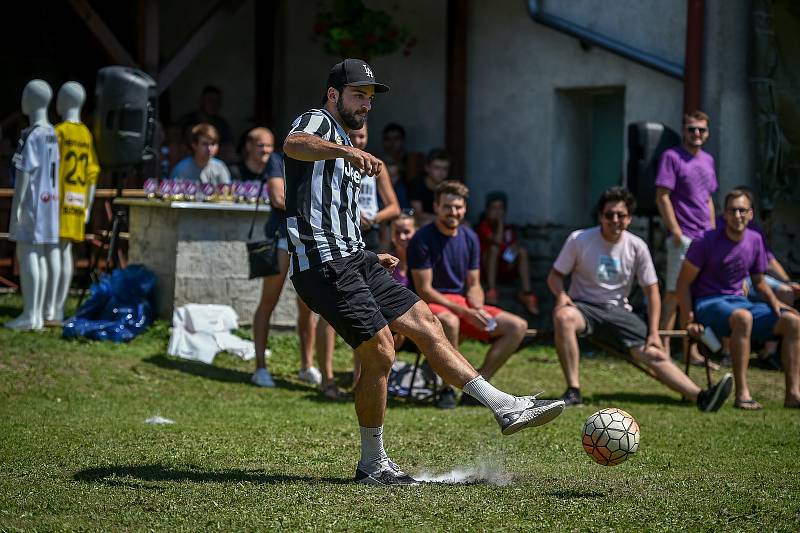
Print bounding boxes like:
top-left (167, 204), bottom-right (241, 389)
top-left (1, 294), bottom-right (798, 531)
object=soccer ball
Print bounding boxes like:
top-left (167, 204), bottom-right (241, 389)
top-left (582, 408), bottom-right (640, 466)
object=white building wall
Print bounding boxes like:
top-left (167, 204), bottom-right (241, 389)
top-left (465, 0), bottom-right (685, 226)
top-left (158, 0), bottom-right (755, 230)
top-left (275, 0), bottom-right (447, 155)
top-left (161, 0), bottom-right (256, 143)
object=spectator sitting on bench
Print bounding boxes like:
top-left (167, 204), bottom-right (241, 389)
top-left (714, 185), bottom-right (798, 369)
top-left (548, 186), bottom-right (733, 411)
top-left (677, 188), bottom-right (800, 410)
top-left (408, 180), bottom-right (529, 408)
top-left (477, 191), bottom-right (540, 315)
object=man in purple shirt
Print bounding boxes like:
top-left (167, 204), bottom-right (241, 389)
top-left (408, 180), bottom-right (530, 407)
top-left (655, 110), bottom-right (718, 359)
top-left (677, 189), bottom-right (800, 410)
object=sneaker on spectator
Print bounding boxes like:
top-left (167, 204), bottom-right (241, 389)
top-left (561, 387), bottom-right (583, 406)
top-left (696, 373), bottom-right (733, 412)
top-left (459, 392), bottom-right (483, 407)
top-left (298, 366), bottom-right (322, 385)
top-left (251, 368), bottom-right (275, 388)
top-left (436, 388), bottom-right (457, 409)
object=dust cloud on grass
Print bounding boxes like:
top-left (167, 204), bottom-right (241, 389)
top-left (415, 459), bottom-right (513, 485)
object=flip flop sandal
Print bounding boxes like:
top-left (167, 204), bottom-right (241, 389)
top-left (734, 399), bottom-right (763, 410)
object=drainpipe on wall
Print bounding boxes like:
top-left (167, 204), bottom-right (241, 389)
top-left (683, 0), bottom-right (704, 114)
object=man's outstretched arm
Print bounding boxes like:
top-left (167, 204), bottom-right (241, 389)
top-left (284, 133), bottom-right (382, 176)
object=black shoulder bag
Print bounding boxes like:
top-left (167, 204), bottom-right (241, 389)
top-left (246, 185), bottom-right (280, 279)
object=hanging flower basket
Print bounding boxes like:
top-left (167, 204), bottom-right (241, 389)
top-left (313, 0), bottom-right (416, 60)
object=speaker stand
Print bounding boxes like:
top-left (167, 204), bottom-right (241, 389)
top-left (77, 169), bottom-right (130, 307)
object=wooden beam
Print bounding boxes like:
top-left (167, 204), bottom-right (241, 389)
top-left (157, 0), bottom-right (245, 94)
top-left (445, 0), bottom-right (467, 180)
top-left (138, 0), bottom-right (160, 78)
top-left (68, 0), bottom-right (138, 68)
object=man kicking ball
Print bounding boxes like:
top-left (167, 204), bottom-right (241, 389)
top-left (283, 58), bottom-right (564, 486)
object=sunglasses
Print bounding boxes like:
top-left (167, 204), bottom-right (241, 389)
top-left (726, 207), bottom-right (751, 217)
top-left (685, 126), bottom-right (707, 134)
top-left (400, 208), bottom-right (415, 216)
top-left (602, 211), bottom-right (630, 220)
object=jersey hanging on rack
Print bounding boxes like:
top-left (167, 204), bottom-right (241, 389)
top-left (8, 124), bottom-right (60, 244)
top-left (55, 121), bottom-right (100, 242)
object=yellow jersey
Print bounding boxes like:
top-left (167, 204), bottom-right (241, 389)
top-left (55, 122), bottom-right (100, 242)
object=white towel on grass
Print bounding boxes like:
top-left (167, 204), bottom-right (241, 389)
top-left (167, 304), bottom-right (255, 364)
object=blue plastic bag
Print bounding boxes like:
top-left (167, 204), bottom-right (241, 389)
top-left (63, 265), bottom-right (157, 343)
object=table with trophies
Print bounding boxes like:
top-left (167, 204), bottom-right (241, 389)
top-left (116, 178), bottom-right (297, 326)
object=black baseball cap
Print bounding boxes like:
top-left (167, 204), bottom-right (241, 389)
top-left (326, 58), bottom-right (390, 93)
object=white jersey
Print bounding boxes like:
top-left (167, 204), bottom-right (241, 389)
top-left (357, 173), bottom-right (378, 221)
top-left (9, 125), bottom-right (60, 244)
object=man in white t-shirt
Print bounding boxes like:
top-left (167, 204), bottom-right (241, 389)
top-left (547, 187), bottom-right (732, 412)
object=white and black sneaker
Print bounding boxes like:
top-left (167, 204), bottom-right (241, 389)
top-left (355, 459), bottom-right (419, 486)
top-left (496, 395), bottom-right (565, 435)
top-left (697, 372), bottom-right (733, 412)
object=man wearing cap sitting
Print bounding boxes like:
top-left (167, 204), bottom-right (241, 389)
top-left (283, 58), bottom-right (565, 486)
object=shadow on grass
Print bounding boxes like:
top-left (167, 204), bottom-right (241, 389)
top-left (143, 355), bottom-right (309, 392)
top-left (0, 304), bottom-right (21, 320)
top-left (589, 392), bottom-right (688, 406)
top-left (548, 489), bottom-right (609, 499)
top-left (73, 464), bottom-right (351, 486)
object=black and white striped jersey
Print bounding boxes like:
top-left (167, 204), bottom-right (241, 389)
top-left (284, 108), bottom-right (364, 273)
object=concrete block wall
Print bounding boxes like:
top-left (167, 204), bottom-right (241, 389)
top-left (126, 204), bottom-right (299, 327)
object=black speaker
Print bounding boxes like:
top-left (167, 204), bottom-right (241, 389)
top-left (94, 66), bottom-right (157, 169)
top-left (626, 122), bottom-right (680, 216)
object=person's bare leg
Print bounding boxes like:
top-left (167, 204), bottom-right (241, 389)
top-left (773, 312), bottom-right (800, 407)
top-left (436, 310), bottom-right (460, 349)
top-left (485, 245), bottom-right (500, 294)
top-left (552, 305), bottom-right (586, 389)
top-left (296, 297), bottom-right (316, 371)
top-left (352, 350), bottom-right (361, 388)
top-left (354, 326), bottom-right (396, 427)
top-left (775, 284), bottom-right (796, 306)
top-left (391, 301), bottom-right (478, 387)
top-left (253, 252), bottom-right (289, 370)
top-left (517, 248), bottom-right (531, 293)
top-left (729, 309), bottom-right (754, 403)
top-left (660, 292), bottom-right (678, 357)
top-left (479, 311), bottom-right (526, 379)
top-left (316, 318), bottom-right (337, 387)
top-left (630, 345), bottom-right (701, 400)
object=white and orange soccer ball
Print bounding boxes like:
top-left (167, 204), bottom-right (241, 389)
top-left (582, 408), bottom-right (640, 466)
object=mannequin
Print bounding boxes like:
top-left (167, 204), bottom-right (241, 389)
top-left (6, 80), bottom-right (60, 330)
top-left (44, 82), bottom-right (100, 324)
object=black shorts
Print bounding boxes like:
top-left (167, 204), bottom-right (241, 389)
top-left (291, 250), bottom-right (420, 349)
top-left (574, 301), bottom-right (648, 355)
top-left (361, 225), bottom-right (381, 253)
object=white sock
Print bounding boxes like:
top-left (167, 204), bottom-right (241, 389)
top-left (462, 376), bottom-right (515, 413)
top-left (358, 426), bottom-right (388, 471)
